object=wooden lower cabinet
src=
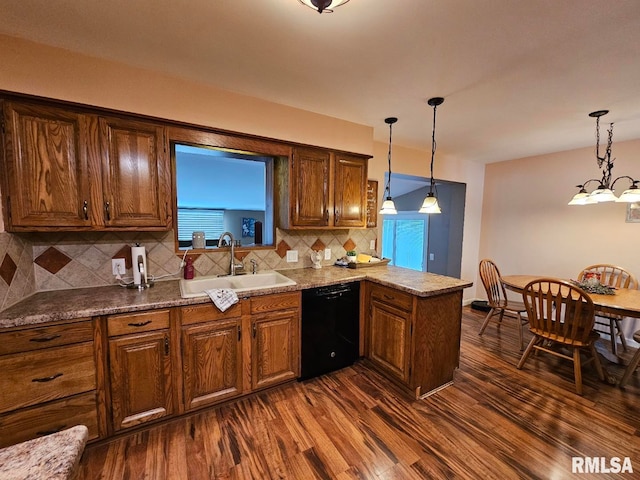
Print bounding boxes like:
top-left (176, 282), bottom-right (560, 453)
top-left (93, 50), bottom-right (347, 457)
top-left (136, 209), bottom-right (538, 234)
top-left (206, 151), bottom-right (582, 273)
top-left (252, 310), bottom-right (299, 390)
top-left (107, 310), bottom-right (174, 432)
top-left (181, 317), bottom-right (243, 411)
top-left (369, 299), bottom-right (412, 384)
top-left (367, 283), bottom-right (463, 399)
top-left (0, 318), bottom-right (99, 447)
top-left (0, 392), bottom-right (98, 448)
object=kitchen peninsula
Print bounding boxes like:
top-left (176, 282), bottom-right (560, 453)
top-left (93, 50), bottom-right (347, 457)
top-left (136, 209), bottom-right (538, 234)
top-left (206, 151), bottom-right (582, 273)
top-left (0, 265), bottom-right (471, 447)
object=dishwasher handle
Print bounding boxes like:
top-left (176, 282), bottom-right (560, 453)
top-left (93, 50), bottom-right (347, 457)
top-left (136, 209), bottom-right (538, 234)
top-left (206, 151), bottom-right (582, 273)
top-left (313, 286), bottom-right (354, 298)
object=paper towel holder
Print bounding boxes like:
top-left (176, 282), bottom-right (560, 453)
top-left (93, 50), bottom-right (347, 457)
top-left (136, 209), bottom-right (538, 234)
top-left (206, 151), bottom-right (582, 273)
top-left (127, 243), bottom-right (155, 290)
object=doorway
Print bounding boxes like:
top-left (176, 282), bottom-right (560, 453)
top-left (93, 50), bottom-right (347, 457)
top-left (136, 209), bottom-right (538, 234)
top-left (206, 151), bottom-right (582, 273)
top-left (380, 173), bottom-right (466, 278)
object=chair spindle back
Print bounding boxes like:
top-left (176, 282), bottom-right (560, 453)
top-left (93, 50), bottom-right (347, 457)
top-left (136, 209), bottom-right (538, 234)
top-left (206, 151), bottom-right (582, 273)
top-left (522, 279), bottom-right (595, 346)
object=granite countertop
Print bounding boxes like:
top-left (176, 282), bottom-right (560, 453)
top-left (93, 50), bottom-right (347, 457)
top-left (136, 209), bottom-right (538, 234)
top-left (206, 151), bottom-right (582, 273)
top-left (0, 265), bottom-right (472, 329)
top-left (0, 425), bottom-right (88, 480)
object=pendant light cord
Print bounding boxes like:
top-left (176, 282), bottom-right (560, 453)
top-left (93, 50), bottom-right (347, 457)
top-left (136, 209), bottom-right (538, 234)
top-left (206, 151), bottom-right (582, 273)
top-left (385, 122), bottom-right (393, 197)
top-left (383, 117), bottom-right (397, 199)
top-left (429, 103), bottom-right (438, 195)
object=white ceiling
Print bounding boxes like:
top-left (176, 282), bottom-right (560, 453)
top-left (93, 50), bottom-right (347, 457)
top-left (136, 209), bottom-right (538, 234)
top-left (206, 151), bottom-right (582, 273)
top-left (2, 0), bottom-right (640, 164)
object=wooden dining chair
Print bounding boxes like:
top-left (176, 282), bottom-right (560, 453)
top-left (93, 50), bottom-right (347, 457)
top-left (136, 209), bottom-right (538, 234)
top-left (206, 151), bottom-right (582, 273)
top-left (517, 278), bottom-right (605, 395)
top-left (619, 330), bottom-right (640, 387)
top-left (577, 264), bottom-right (639, 356)
top-left (478, 259), bottom-right (528, 350)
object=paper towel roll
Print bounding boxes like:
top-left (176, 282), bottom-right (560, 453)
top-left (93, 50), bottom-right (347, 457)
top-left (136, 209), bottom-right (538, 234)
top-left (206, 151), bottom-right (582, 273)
top-left (131, 245), bottom-right (147, 285)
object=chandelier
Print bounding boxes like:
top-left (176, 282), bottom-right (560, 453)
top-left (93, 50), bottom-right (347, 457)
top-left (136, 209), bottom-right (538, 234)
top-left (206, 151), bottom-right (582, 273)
top-left (298, 0), bottom-right (350, 13)
top-left (419, 97), bottom-right (444, 214)
top-left (379, 117), bottom-right (398, 215)
top-left (568, 110), bottom-right (640, 205)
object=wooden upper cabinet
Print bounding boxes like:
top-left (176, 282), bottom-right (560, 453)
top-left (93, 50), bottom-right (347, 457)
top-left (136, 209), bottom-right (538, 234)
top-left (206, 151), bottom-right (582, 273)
top-left (99, 116), bottom-right (170, 228)
top-left (334, 154), bottom-right (367, 228)
top-left (0, 99), bottom-right (171, 231)
top-left (290, 147), bottom-right (331, 227)
top-left (1, 101), bottom-right (91, 229)
top-left (277, 147), bottom-right (369, 229)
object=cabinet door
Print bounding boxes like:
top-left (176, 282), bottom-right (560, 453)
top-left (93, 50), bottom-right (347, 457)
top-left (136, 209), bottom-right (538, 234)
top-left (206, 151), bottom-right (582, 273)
top-left (369, 300), bottom-right (412, 383)
top-left (290, 147), bottom-right (330, 227)
top-left (334, 154), bottom-right (367, 228)
top-left (182, 319), bottom-right (243, 411)
top-left (252, 310), bottom-right (299, 390)
top-left (2, 102), bottom-right (91, 229)
top-left (108, 331), bottom-right (173, 431)
top-left (99, 117), bottom-right (170, 228)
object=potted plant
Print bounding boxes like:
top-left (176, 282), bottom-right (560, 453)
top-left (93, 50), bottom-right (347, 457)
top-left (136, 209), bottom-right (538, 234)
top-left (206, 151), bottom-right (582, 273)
top-left (346, 250), bottom-right (357, 263)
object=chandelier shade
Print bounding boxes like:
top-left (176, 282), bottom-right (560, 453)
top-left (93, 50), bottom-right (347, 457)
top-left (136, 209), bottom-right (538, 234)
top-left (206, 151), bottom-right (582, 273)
top-left (298, 0), bottom-right (350, 13)
top-left (568, 109), bottom-right (639, 205)
top-left (419, 97), bottom-right (444, 214)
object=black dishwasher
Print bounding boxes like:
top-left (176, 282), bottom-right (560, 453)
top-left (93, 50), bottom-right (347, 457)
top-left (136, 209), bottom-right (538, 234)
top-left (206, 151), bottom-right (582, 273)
top-left (300, 282), bottom-right (360, 380)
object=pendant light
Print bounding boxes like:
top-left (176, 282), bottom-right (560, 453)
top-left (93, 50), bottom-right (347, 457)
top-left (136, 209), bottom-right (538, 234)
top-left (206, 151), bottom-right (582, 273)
top-left (298, 0), bottom-right (350, 13)
top-left (379, 117), bottom-right (398, 215)
top-left (568, 109), bottom-right (639, 205)
top-left (419, 97), bottom-right (444, 214)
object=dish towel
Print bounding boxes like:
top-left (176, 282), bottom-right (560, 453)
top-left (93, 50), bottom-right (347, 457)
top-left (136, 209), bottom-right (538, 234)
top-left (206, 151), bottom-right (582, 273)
top-left (205, 288), bottom-right (239, 312)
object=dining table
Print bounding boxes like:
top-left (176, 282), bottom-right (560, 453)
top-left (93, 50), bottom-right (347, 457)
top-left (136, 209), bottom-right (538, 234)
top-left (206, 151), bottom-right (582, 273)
top-left (501, 275), bottom-right (640, 319)
top-left (501, 274), bottom-right (640, 370)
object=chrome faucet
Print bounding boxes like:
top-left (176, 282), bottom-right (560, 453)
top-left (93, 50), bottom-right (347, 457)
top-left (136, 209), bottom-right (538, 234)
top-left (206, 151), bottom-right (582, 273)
top-left (250, 259), bottom-right (258, 274)
top-left (218, 231), bottom-right (244, 275)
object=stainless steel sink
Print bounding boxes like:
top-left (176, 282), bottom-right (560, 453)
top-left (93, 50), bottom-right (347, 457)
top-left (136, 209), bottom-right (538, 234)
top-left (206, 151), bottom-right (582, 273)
top-left (179, 271), bottom-right (296, 298)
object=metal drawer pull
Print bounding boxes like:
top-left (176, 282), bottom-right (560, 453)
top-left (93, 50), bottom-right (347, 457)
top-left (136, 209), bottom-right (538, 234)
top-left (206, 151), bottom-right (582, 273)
top-left (30, 334), bottom-right (62, 343)
top-left (383, 294), bottom-right (395, 300)
top-left (37, 425), bottom-right (66, 436)
top-left (128, 320), bottom-right (152, 327)
top-left (32, 373), bottom-right (63, 383)
top-left (83, 200), bottom-right (89, 220)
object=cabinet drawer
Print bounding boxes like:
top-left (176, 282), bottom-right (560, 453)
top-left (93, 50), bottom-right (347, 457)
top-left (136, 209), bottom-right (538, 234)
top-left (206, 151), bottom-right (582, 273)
top-left (0, 319), bottom-right (93, 355)
top-left (108, 309), bottom-right (170, 337)
top-left (0, 342), bottom-right (96, 413)
top-left (251, 292), bottom-right (300, 314)
top-left (370, 284), bottom-right (413, 312)
top-left (180, 302), bottom-right (243, 326)
top-left (0, 392), bottom-right (99, 449)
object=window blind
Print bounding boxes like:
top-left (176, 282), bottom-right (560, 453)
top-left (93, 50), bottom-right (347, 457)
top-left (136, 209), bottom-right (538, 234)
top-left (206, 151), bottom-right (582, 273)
top-left (177, 208), bottom-right (225, 241)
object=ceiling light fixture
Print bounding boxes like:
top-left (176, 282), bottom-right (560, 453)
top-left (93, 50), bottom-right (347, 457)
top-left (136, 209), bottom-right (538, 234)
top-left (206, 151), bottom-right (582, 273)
top-left (298, 0), bottom-right (350, 14)
top-left (419, 97), bottom-right (444, 214)
top-left (379, 117), bottom-right (398, 215)
top-left (569, 110), bottom-right (640, 205)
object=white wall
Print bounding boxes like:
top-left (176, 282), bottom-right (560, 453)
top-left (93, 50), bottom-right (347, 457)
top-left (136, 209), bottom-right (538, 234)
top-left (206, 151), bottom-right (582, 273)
top-left (478, 138), bottom-right (640, 299)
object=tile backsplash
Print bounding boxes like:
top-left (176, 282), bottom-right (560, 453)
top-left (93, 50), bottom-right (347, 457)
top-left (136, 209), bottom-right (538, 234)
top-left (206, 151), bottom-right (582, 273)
top-left (0, 228), bottom-right (377, 311)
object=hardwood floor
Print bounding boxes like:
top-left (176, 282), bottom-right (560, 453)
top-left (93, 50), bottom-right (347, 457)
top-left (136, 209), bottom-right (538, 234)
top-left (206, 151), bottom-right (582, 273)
top-left (78, 307), bottom-right (640, 479)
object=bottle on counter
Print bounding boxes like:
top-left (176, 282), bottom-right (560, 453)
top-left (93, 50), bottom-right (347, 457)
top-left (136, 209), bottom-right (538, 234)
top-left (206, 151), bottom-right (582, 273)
top-left (183, 257), bottom-right (195, 280)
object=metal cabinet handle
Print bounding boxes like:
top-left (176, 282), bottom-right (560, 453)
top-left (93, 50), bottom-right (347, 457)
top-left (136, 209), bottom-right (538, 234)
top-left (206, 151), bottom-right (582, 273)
top-left (325, 209), bottom-right (329, 222)
top-left (237, 325), bottom-right (242, 341)
top-left (383, 294), bottom-right (394, 300)
top-left (128, 320), bottom-right (152, 327)
top-left (30, 334), bottom-right (62, 343)
top-left (252, 324), bottom-right (257, 338)
top-left (83, 200), bottom-right (89, 220)
top-left (165, 336), bottom-right (170, 356)
top-left (32, 373), bottom-right (63, 383)
top-left (335, 210), bottom-right (340, 223)
top-left (105, 201), bottom-right (111, 221)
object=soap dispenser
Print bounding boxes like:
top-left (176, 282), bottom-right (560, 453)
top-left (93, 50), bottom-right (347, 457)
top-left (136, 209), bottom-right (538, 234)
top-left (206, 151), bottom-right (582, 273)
top-left (183, 257), bottom-right (195, 280)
